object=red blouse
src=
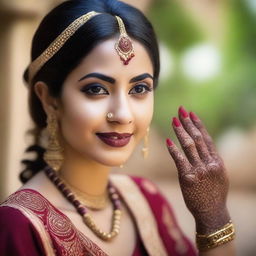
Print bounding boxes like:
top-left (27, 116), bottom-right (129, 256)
top-left (0, 174), bottom-right (197, 256)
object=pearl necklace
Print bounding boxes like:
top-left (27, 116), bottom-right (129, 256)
top-left (44, 167), bottom-right (122, 241)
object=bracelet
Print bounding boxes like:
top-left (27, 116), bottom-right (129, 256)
top-left (196, 221), bottom-right (235, 251)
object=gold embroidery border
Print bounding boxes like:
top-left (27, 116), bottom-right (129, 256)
top-left (1, 203), bottom-right (55, 256)
top-left (110, 174), bottom-right (168, 256)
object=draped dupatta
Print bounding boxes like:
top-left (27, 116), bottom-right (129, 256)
top-left (0, 174), bottom-right (196, 256)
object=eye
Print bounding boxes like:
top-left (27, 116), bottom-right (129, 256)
top-left (80, 84), bottom-right (109, 95)
top-left (129, 84), bottom-right (153, 95)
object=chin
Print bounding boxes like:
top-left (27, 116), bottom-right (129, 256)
top-left (93, 150), bottom-right (133, 167)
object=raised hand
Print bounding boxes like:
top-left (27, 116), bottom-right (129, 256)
top-left (166, 106), bottom-right (231, 234)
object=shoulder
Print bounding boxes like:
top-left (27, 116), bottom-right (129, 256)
top-left (111, 173), bottom-right (176, 224)
top-left (0, 205), bottom-right (46, 255)
top-left (129, 175), bottom-right (163, 195)
top-left (111, 173), bottom-right (167, 202)
top-left (1, 188), bottom-right (52, 213)
top-left (0, 189), bottom-right (47, 234)
top-left (0, 205), bottom-right (38, 237)
top-left (127, 175), bottom-right (177, 220)
top-left (118, 174), bottom-right (197, 255)
top-left (0, 205), bottom-right (31, 228)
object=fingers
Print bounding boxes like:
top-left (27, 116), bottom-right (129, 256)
top-left (167, 106), bottom-right (219, 181)
top-left (166, 138), bottom-right (192, 177)
top-left (189, 111), bottom-right (218, 158)
top-left (172, 117), bottom-right (202, 166)
top-left (178, 106), bottom-right (213, 163)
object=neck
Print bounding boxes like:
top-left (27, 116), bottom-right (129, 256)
top-left (59, 150), bottom-right (111, 197)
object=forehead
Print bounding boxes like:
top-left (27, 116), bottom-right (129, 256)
top-left (67, 38), bottom-right (153, 80)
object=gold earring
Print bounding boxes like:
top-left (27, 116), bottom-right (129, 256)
top-left (142, 127), bottom-right (150, 159)
top-left (44, 113), bottom-right (64, 171)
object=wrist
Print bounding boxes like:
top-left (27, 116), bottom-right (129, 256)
top-left (196, 221), bottom-right (235, 251)
top-left (195, 207), bottom-right (231, 235)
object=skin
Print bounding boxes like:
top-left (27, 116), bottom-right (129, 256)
top-left (23, 38), bottom-right (234, 255)
top-left (167, 107), bottom-right (235, 255)
top-left (23, 38), bottom-right (154, 256)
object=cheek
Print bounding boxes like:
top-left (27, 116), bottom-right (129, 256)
top-left (59, 96), bottom-right (107, 138)
top-left (134, 96), bottom-right (154, 137)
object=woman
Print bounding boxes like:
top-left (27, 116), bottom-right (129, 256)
top-left (0, 0), bottom-right (235, 255)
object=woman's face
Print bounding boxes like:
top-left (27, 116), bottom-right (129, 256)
top-left (57, 38), bottom-right (154, 166)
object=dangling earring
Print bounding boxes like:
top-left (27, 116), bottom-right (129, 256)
top-left (44, 113), bottom-right (64, 171)
top-left (142, 127), bottom-right (150, 159)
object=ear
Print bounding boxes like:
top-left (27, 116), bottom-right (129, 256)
top-left (34, 82), bottom-right (59, 116)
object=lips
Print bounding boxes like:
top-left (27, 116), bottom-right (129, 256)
top-left (96, 132), bottom-right (133, 147)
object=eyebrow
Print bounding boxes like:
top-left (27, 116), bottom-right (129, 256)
top-left (129, 73), bottom-right (154, 83)
top-left (78, 73), bottom-right (115, 84)
top-left (78, 72), bottom-right (153, 84)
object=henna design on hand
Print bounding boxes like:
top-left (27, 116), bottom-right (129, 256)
top-left (166, 106), bottom-right (231, 234)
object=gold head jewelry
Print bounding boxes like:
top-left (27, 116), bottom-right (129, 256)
top-left (142, 127), bottom-right (150, 159)
top-left (28, 11), bottom-right (100, 84)
top-left (27, 11), bottom-right (135, 84)
top-left (44, 114), bottom-right (64, 171)
top-left (115, 16), bottom-right (135, 65)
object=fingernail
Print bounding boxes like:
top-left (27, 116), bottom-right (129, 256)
top-left (166, 138), bottom-right (173, 147)
top-left (172, 117), bottom-right (181, 127)
top-left (179, 106), bottom-right (188, 118)
top-left (190, 111), bottom-right (199, 121)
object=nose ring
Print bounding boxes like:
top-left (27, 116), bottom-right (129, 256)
top-left (106, 112), bottom-right (114, 121)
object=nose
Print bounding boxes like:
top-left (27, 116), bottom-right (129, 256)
top-left (107, 93), bottom-right (133, 125)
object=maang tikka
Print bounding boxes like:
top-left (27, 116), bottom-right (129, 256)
top-left (115, 16), bottom-right (135, 65)
top-left (44, 113), bottom-right (64, 171)
top-left (27, 11), bottom-right (135, 85)
top-left (142, 127), bottom-right (150, 159)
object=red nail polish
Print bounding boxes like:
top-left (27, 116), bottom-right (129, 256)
top-left (172, 117), bottom-right (181, 127)
top-left (179, 106), bottom-right (188, 118)
top-left (166, 138), bottom-right (173, 147)
top-left (190, 112), bottom-right (199, 121)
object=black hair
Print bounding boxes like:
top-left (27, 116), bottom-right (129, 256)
top-left (20, 0), bottom-right (160, 183)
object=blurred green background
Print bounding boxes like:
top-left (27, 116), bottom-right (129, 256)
top-left (148, 0), bottom-right (256, 139)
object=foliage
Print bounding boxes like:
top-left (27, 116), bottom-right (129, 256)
top-left (149, 0), bottom-right (256, 139)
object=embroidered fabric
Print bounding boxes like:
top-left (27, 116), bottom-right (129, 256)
top-left (1, 189), bottom-right (107, 256)
top-left (0, 175), bottom-right (197, 256)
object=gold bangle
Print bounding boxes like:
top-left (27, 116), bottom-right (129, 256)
top-left (196, 221), bottom-right (235, 251)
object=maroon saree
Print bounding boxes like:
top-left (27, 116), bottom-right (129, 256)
top-left (0, 174), bottom-right (197, 255)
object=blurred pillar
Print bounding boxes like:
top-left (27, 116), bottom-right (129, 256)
top-left (0, 1), bottom-right (60, 201)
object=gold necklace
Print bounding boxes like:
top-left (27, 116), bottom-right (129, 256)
top-left (45, 167), bottom-right (122, 241)
top-left (59, 175), bottom-right (109, 210)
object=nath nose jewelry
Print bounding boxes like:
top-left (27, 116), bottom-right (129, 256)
top-left (106, 112), bottom-right (114, 121)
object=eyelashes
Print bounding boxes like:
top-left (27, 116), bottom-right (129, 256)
top-left (129, 84), bottom-right (153, 94)
top-left (81, 84), bottom-right (109, 95)
top-left (80, 83), bottom-right (153, 96)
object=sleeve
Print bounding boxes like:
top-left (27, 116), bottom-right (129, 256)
top-left (0, 206), bottom-right (46, 256)
top-left (131, 176), bottom-right (198, 256)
